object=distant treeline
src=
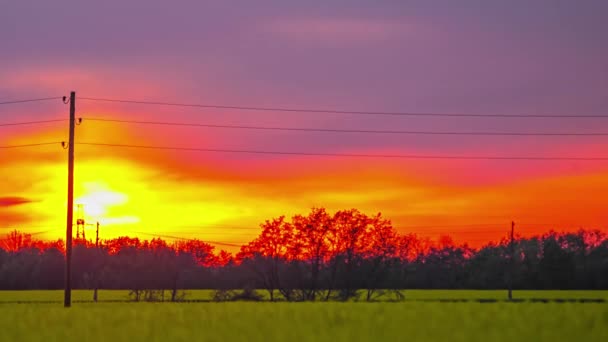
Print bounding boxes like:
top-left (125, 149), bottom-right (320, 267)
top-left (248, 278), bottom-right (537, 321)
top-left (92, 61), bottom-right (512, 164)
top-left (1, 208), bottom-right (607, 301)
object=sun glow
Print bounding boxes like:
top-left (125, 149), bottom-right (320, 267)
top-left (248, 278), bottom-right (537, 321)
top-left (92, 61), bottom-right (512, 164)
top-left (75, 181), bottom-right (138, 226)
top-left (2, 119), bottom-right (608, 248)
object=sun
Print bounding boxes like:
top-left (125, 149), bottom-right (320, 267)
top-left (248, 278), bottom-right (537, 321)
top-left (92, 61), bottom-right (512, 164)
top-left (75, 181), bottom-right (134, 224)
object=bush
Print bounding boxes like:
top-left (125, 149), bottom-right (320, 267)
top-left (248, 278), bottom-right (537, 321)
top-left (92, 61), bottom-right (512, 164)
top-left (212, 287), bottom-right (263, 302)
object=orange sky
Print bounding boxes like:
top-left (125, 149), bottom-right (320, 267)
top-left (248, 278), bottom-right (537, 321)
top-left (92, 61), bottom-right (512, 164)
top-left (2, 103), bottom-right (607, 251)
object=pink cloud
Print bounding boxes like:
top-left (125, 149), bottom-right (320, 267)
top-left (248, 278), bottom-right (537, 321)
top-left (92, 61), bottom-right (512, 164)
top-left (265, 18), bottom-right (413, 43)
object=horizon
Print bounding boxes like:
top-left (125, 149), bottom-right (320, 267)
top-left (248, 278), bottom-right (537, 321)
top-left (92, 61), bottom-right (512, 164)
top-left (1, 208), bottom-right (606, 253)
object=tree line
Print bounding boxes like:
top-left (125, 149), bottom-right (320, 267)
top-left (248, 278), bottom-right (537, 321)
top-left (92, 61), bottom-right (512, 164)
top-left (1, 208), bottom-right (607, 301)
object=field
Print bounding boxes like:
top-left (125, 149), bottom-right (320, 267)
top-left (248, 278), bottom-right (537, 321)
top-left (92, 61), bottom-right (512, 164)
top-left (0, 291), bottom-right (606, 342)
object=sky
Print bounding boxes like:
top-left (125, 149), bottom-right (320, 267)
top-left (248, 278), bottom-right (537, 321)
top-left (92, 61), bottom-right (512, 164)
top-left (1, 0), bottom-right (608, 250)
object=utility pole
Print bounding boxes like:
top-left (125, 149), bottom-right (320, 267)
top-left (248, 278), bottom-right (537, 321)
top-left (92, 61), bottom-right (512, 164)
top-left (94, 221), bottom-right (99, 302)
top-left (508, 221), bottom-right (515, 301)
top-left (64, 91), bottom-right (76, 308)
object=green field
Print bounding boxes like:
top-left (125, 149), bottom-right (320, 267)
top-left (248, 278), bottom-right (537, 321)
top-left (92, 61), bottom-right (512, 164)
top-left (1, 289), bottom-right (608, 303)
top-left (1, 291), bottom-right (606, 341)
top-left (0, 301), bottom-right (606, 342)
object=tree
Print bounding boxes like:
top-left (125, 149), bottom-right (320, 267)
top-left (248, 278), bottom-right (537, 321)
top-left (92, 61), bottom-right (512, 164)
top-left (360, 213), bottom-right (399, 301)
top-left (237, 216), bottom-right (293, 301)
top-left (1, 217), bottom-right (607, 294)
top-left (325, 209), bottom-right (369, 300)
top-left (33, 248), bottom-right (64, 289)
top-left (291, 207), bottom-right (333, 300)
top-left (0, 230), bottom-right (33, 252)
top-left (539, 233), bottom-right (576, 289)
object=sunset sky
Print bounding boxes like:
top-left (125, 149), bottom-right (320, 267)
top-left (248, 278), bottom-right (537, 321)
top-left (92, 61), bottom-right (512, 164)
top-left (2, 1), bottom-right (608, 250)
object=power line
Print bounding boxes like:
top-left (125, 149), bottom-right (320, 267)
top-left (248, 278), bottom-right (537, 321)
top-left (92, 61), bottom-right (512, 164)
top-left (0, 97), bottom-right (62, 106)
top-left (83, 117), bottom-right (608, 136)
top-left (142, 224), bottom-right (262, 231)
top-left (0, 225), bottom-right (62, 230)
top-left (1, 223), bottom-right (577, 234)
top-left (396, 223), bottom-right (559, 230)
top-left (151, 222), bottom-right (563, 232)
top-left (77, 142), bottom-right (608, 161)
top-left (0, 119), bottom-right (66, 127)
top-left (0, 229), bottom-right (58, 236)
top-left (9, 228), bottom-right (246, 247)
top-left (0, 142), bottom-right (62, 149)
top-left (30, 229), bottom-right (57, 236)
top-left (132, 231), bottom-right (244, 247)
top-left (79, 96), bottom-right (607, 119)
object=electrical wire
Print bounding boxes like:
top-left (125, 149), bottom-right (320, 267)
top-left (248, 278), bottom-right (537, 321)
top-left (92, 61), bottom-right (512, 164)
top-left (0, 97), bottom-right (62, 106)
top-left (0, 119), bottom-right (66, 127)
top-left (83, 117), bottom-right (608, 136)
top-left (396, 223), bottom-right (560, 229)
top-left (132, 231), bottom-right (245, 247)
top-left (76, 142), bottom-right (608, 161)
top-left (79, 96), bottom-right (608, 119)
top-left (0, 142), bottom-right (62, 149)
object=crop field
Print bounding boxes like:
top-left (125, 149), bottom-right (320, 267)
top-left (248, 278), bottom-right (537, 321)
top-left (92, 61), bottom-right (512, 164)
top-left (0, 301), bottom-right (607, 342)
top-left (0, 291), bottom-right (606, 342)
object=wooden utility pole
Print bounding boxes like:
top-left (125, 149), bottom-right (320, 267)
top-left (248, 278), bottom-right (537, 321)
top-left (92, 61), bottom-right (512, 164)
top-left (508, 221), bottom-right (515, 301)
top-left (64, 91), bottom-right (76, 308)
top-left (94, 221), bottom-right (99, 302)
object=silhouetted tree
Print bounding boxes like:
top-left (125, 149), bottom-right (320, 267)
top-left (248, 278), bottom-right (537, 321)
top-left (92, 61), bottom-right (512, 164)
top-left (0, 221), bottom-right (607, 294)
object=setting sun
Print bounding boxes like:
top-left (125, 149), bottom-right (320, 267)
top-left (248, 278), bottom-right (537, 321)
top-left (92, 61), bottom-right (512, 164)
top-left (76, 182), bottom-right (129, 218)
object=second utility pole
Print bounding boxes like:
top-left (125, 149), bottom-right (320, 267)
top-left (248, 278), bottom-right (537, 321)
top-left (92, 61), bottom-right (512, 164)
top-left (508, 221), bottom-right (515, 301)
top-left (94, 221), bottom-right (99, 302)
top-left (64, 91), bottom-right (76, 308)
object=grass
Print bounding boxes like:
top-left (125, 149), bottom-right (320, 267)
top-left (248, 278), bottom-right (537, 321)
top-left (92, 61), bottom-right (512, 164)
top-left (0, 289), bottom-right (607, 303)
top-left (0, 302), bottom-right (606, 342)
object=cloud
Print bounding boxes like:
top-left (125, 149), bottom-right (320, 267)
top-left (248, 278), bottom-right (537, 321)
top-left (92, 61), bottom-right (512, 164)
top-left (264, 17), bottom-right (411, 43)
top-left (0, 65), bottom-right (173, 99)
top-left (0, 198), bottom-right (34, 228)
top-left (0, 197), bottom-right (33, 207)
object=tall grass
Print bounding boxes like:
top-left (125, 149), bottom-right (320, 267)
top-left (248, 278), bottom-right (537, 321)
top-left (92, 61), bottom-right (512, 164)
top-left (0, 302), bottom-right (605, 342)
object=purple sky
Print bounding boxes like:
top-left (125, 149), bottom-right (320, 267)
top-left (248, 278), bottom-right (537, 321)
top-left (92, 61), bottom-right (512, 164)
top-left (3, 1), bottom-right (608, 178)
